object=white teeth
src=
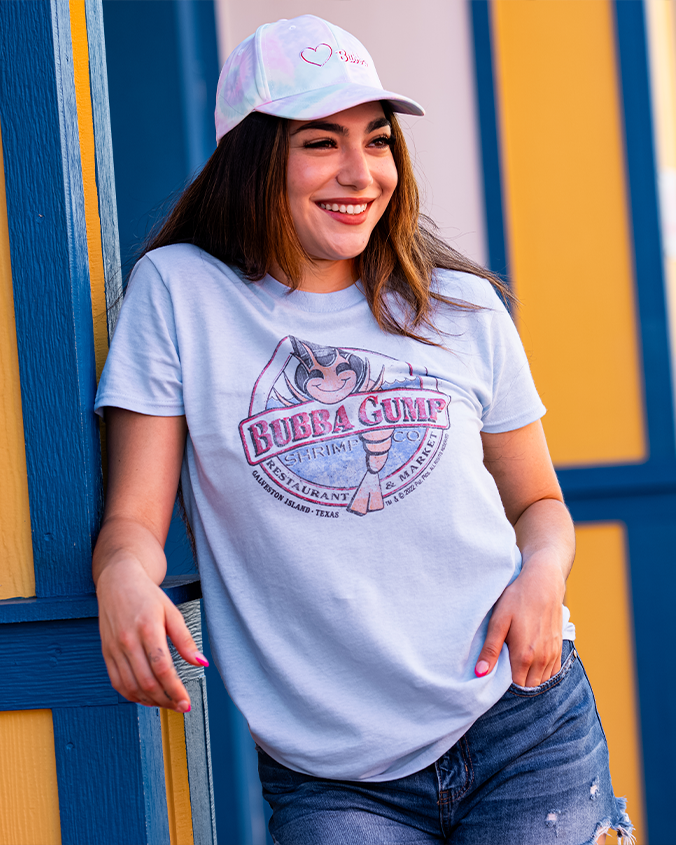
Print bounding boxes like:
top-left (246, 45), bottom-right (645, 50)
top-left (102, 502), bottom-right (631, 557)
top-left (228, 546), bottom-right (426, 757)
top-left (319, 202), bottom-right (368, 214)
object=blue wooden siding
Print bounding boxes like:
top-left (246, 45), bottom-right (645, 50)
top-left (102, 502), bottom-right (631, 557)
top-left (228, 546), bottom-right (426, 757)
top-left (0, 0), bottom-right (102, 596)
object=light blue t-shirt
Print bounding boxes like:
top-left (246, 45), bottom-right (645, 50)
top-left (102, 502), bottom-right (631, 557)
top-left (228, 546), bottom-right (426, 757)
top-left (95, 243), bottom-right (574, 781)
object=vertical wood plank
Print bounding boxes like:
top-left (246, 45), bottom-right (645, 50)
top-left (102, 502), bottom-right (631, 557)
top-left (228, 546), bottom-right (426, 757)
top-left (0, 120), bottom-right (34, 600)
top-left (614, 0), bottom-right (676, 465)
top-left (469, 0), bottom-right (509, 277)
top-left (161, 708), bottom-right (195, 845)
top-left (168, 600), bottom-right (216, 845)
top-left (52, 704), bottom-right (170, 845)
top-left (83, 0), bottom-right (122, 335)
top-left (68, 0), bottom-right (107, 382)
top-left (0, 710), bottom-right (61, 845)
top-left (184, 677), bottom-right (216, 845)
top-left (0, 0), bottom-right (102, 595)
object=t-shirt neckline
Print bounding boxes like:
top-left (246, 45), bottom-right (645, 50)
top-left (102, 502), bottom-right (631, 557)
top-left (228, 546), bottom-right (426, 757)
top-left (259, 274), bottom-right (366, 313)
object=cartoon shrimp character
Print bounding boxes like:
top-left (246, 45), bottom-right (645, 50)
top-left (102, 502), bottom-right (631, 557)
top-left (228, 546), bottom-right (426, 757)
top-left (273, 338), bottom-right (391, 515)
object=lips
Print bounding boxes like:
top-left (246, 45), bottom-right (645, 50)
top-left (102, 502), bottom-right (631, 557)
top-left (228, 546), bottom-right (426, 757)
top-left (315, 198), bottom-right (374, 224)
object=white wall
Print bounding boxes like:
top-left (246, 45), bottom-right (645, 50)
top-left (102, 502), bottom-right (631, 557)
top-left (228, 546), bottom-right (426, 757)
top-left (214, 0), bottom-right (487, 265)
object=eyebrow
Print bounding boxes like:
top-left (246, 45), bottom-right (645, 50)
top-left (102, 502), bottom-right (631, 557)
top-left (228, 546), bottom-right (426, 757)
top-left (291, 117), bottom-right (391, 136)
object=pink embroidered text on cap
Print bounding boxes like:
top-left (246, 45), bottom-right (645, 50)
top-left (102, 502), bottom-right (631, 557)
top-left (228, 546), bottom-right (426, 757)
top-left (214, 14), bottom-right (424, 142)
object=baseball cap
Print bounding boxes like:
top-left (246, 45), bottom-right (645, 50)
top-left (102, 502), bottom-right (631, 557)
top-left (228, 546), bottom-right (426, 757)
top-left (215, 14), bottom-right (425, 142)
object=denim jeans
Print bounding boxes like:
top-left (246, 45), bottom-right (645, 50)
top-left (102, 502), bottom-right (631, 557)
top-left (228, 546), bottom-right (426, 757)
top-left (257, 642), bottom-right (634, 844)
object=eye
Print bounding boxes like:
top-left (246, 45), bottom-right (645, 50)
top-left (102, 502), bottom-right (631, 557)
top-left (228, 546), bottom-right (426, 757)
top-left (307, 370), bottom-right (324, 381)
top-left (303, 138), bottom-right (338, 149)
top-left (369, 134), bottom-right (394, 149)
top-left (335, 363), bottom-right (353, 375)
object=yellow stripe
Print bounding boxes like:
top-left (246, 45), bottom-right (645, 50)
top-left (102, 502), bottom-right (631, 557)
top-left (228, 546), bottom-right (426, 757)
top-left (0, 121), bottom-right (35, 600)
top-left (161, 708), bottom-right (195, 845)
top-left (0, 710), bottom-right (61, 845)
top-left (491, 0), bottom-right (647, 467)
top-left (566, 523), bottom-right (646, 843)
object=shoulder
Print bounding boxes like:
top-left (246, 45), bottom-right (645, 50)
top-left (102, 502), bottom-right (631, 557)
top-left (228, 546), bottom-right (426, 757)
top-left (141, 243), bottom-right (217, 275)
top-left (431, 269), bottom-right (506, 312)
top-left (129, 244), bottom-right (241, 294)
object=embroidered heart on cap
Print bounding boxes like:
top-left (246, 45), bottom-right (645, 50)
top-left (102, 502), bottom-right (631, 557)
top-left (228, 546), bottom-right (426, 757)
top-left (300, 43), bottom-right (333, 67)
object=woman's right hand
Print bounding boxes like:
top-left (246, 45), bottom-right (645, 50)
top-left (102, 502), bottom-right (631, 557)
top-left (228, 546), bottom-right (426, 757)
top-left (93, 408), bottom-right (200, 711)
top-left (96, 557), bottom-right (205, 712)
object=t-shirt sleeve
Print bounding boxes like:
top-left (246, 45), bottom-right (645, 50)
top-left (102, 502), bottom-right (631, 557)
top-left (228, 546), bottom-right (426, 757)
top-left (94, 255), bottom-right (184, 417)
top-left (480, 295), bottom-right (546, 433)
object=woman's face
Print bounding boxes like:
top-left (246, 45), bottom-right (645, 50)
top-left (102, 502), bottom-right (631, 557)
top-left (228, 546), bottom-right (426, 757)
top-left (286, 102), bottom-right (398, 265)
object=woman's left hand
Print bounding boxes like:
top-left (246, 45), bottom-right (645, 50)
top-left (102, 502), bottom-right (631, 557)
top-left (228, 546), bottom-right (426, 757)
top-left (474, 551), bottom-right (566, 687)
top-left (477, 422), bottom-right (576, 687)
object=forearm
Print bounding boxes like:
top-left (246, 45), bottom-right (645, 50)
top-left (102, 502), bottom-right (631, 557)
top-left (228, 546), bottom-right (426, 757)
top-left (513, 497), bottom-right (575, 594)
top-left (93, 515), bottom-right (168, 589)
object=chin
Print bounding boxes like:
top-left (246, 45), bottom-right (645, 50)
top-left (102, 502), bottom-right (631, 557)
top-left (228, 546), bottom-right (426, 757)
top-left (312, 237), bottom-right (372, 261)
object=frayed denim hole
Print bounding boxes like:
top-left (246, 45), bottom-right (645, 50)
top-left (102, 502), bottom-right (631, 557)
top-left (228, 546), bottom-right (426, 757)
top-left (590, 776), bottom-right (600, 801)
top-left (545, 808), bottom-right (562, 832)
top-left (614, 795), bottom-right (635, 845)
top-left (580, 798), bottom-right (635, 845)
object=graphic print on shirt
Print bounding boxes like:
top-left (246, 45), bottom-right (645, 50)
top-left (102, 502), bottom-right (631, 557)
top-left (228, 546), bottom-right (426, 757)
top-left (239, 337), bottom-right (451, 516)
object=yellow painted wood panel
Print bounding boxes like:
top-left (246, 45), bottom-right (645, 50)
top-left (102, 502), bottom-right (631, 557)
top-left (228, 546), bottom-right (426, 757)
top-left (0, 710), bottom-right (61, 845)
top-left (492, 0), bottom-right (646, 467)
top-left (161, 708), bottom-right (195, 845)
top-left (0, 121), bottom-right (35, 600)
top-left (566, 523), bottom-right (646, 843)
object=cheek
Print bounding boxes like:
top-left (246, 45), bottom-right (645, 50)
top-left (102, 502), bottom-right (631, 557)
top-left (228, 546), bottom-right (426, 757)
top-left (286, 157), bottom-right (329, 219)
top-left (379, 159), bottom-right (398, 200)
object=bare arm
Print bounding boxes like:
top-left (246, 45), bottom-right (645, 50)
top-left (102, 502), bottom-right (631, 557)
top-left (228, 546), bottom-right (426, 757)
top-left (93, 407), bottom-right (206, 712)
top-left (476, 420), bottom-right (575, 686)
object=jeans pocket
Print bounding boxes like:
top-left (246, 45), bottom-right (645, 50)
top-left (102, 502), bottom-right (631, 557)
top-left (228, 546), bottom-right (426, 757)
top-left (507, 640), bottom-right (577, 697)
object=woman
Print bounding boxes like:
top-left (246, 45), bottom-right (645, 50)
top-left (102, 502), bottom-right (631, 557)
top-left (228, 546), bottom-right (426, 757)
top-left (93, 15), bottom-right (633, 844)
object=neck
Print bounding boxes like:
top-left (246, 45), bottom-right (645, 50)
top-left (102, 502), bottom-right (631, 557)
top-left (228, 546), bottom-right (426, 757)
top-left (269, 257), bottom-right (356, 293)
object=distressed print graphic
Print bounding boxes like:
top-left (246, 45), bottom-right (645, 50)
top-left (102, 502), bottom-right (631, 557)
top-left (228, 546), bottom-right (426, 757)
top-left (239, 337), bottom-right (451, 516)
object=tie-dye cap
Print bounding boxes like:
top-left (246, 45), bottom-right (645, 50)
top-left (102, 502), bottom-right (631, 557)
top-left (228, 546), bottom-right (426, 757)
top-left (215, 14), bottom-right (425, 142)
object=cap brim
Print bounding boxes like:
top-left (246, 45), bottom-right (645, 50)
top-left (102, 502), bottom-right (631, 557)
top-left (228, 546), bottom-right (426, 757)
top-left (254, 83), bottom-right (425, 121)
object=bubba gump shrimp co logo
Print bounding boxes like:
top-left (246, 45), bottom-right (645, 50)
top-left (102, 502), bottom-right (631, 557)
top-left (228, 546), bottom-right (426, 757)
top-left (238, 337), bottom-right (451, 516)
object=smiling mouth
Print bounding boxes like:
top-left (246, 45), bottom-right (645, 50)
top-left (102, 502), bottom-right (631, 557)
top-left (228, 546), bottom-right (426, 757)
top-left (314, 379), bottom-right (352, 393)
top-left (318, 202), bottom-right (369, 215)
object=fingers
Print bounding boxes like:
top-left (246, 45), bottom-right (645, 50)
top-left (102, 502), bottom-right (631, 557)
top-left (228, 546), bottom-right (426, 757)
top-left (474, 609), bottom-right (563, 686)
top-left (512, 638), bottom-right (562, 687)
top-left (475, 612), bottom-right (510, 678)
top-left (165, 602), bottom-right (209, 667)
top-left (103, 616), bottom-right (192, 712)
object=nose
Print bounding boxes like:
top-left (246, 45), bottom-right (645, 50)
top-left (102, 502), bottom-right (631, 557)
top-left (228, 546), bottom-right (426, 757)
top-left (336, 145), bottom-right (373, 192)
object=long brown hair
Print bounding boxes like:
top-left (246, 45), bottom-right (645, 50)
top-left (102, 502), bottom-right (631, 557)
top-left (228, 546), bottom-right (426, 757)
top-left (143, 107), bottom-right (512, 343)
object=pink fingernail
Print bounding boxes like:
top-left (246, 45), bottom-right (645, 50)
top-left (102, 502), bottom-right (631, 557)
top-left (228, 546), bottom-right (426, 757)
top-left (194, 651), bottom-right (209, 667)
top-left (178, 700), bottom-right (191, 713)
top-left (475, 660), bottom-right (490, 677)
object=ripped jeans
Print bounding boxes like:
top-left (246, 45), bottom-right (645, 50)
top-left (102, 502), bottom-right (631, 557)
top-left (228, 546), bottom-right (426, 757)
top-left (257, 641), bottom-right (634, 845)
